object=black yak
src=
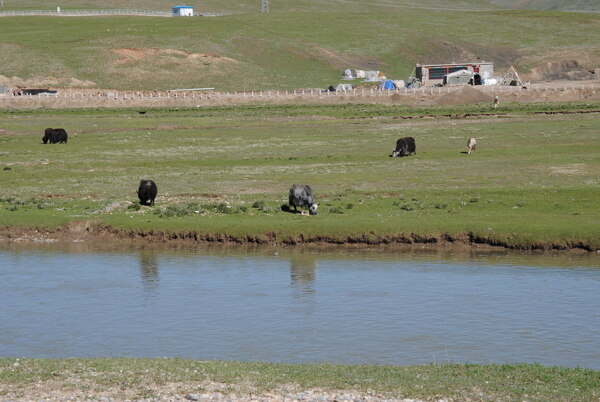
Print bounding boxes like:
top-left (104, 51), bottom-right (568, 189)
top-left (391, 136), bottom-right (416, 157)
top-left (289, 184), bottom-right (318, 215)
top-left (43, 128), bottom-right (68, 144)
top-left (137, 179), bottom-right (157, 206)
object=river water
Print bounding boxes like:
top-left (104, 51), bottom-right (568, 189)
top-left (0, 243), bottom-right (598, 369)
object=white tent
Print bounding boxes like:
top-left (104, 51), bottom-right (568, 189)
top-left (443, 69), bottom-right (473, 86)
top-left (392, 80), bottom-right (406, 89)
top-left (363, 70), bottom-right (386, 82)
top-left (336, 83), bottom-right (354, 91)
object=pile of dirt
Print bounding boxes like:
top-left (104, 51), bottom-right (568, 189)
top-left (435, 86), bottom-right (494, 106)
top-left (112, 48), bottom-right (238, 67)
top-left (531, 60), bottom-right (595, 81)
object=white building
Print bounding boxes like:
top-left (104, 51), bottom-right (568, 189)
top-left (172, 5), bottom-right (194, 16)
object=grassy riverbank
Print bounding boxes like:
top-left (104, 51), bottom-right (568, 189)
top-left (1, 102), bottom-right (599, 250)
top-left (1, 358), bottom-right (598, 401)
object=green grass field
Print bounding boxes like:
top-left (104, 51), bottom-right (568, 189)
top-left (1, 102), bottom-right (599, 249)
top-left (0, 6), bottom-right (598, 91)
top-left (1, 0), bottom-right (498, 13)
top-left (5, 0), bottom-right (598, 13)
top-left (1, 358), bottom-right (598, 401)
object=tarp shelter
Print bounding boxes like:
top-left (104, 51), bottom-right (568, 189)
top-left (381, 80), bottom-right (396, 90)
top-left (443, 69), bottom-right (473, 86)
top-left (335, 84), bottom-right (353, 91)
top-left (18, 88), bottom-right (58, 95)
top-left (343, 69), bottom-right (386, 81)
top-left (363, 70), bottom-right (386, 82)
top-left (392, 80), bottom-right (406, 89)
top-left (406, 78), bottom-right (421, 89)
top-left (343, 69), bottom-right (358, 79)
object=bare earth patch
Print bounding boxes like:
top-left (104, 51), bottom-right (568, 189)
top-left (112, 48), bottom-right (238, 67)
top-left (550, 163), bottom-right (586, 175)
top-left (0, 378), bottom-right (428, 401)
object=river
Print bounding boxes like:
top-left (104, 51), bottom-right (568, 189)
top-left (1, 242), bottom-right (598, 369)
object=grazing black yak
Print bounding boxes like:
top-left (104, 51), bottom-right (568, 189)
top-left (43, 128), bottom-right (68, 144)
top-left (391, 136), bottom-right (416, 157)
top-left (137, 179), bottom-right (158, 206)
top-left (289, 184), bottom-right (318, 215)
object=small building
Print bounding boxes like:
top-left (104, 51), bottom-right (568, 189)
top-left (172, 5), bottom-right (194, 16)
top-left (415, 62), bottom-right (494, 86)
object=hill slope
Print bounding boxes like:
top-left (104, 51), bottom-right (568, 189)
top-left (2, 0), bottom-right (500, 14)
top-left (0, 6), bottom-right (598, 91)
top-left (3, 0), bottom-right (598, 13)
top-left (489, 0), bottom-right (600, 12)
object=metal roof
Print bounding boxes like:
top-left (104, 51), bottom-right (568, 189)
top-left (172, 5), bottom-right (193, 9)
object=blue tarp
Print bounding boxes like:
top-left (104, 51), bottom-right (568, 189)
top-left (381, 80), bottom-right (396, 90)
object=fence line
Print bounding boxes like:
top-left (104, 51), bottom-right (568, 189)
top-left (1, 83), bottom-right (599, 105)
top-left (0, 9), bottom-right (173, 17)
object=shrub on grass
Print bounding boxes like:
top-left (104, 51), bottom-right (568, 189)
top-left (4, 198), bottom-right (50, 211)
top-left (213, 203), bottom-right (233, 214)
top-left (128, 203), bottom-right (141, 211)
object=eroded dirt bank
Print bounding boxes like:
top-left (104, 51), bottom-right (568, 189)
top-left (0, 222), bottom-right (596, 252)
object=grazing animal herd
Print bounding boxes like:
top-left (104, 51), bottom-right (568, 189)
top-left (38, 128), bottom-right (477, 214)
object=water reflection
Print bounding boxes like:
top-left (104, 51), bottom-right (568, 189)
top-left (289, 251), bottom-right (317, 295)
top-left (138, 249), bottom-right (159, 292)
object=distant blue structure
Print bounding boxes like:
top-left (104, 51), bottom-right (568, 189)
top-left (172, 5), bottom-right (194, 16)
top-left (381, 80), bottom-right (396, 90)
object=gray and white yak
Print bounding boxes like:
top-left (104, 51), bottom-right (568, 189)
top-left (289, 184), bottom-right (318, 215)
top-left (137, 179), bottom-right (158, 206)
top-left (391, 136), bottom-right (416, 157)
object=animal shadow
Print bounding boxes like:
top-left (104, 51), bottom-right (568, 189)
top-left (281, 204), bottom-right (296, 213)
